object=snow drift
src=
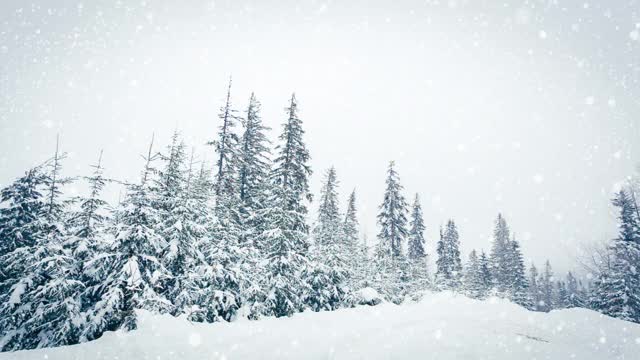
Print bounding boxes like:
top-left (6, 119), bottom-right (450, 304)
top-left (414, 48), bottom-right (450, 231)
top-left (3, 292), bottom-right (639, 360)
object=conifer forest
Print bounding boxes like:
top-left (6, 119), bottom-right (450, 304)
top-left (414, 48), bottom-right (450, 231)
top-left (1, 1), bottom-right (640, 359)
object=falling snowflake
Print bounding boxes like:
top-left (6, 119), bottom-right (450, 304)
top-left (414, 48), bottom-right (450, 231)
top-left (533, 174), bottom-right (544, 184)
top-left (584, 96), bottom-right (595, 105)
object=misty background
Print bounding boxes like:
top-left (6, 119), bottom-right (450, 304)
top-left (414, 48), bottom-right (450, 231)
top-left (1, 0), bottom-right (639, 275)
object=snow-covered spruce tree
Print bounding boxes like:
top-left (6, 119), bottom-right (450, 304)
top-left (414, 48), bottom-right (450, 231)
top-left (489, 213), bottom-right (511, 296)
top-left (463, 250), bottom-right (483, 299)
top-left (210, 78), bottom-right (242, 200)
top-left (39, 138), bottom-right (73, 249)
top-left (153, 131), bottom-right (186, 213)
top-left (192, 82), bottom-right (250, 323)
top-left (196, 203), bottom-right (245, 323)
top-left (554, 281), bottom-right (568, 309)
top-left (590, 189), bottom-right (640, 322)
top-left (1, 142), bottom-right (86, 351)
top-left (537, 260), bottom-right (555, 312)
top-left (187, 162), bottom-right (245, 322)
top-left (260, 93), bottom-right (313, 317)
top-left (435, 220), bottom-right (463, 291)
top-left (237, 93), bottom-right (272, 234)
top-left (0, 166), bottom-right (49, 350)
top-left (407, 194), bottom-right (429, 295)
top-left (0, 166), bottom-right (48, 291)
top-left (64, 151), bottom-right (112, 330)
top-left (407, 194), bottom-right (427, 260)
top-left (357, 232), bottom-right (373, 289)
top-left (506, 238), bottom-right (531, 308)
top-left (65, 152), bottom-right (110, 279)
top-left (232, 94), bottom-right (273, 319)
top-left (477, 251), bottom-right (493, 298)
top-left (157, 149), bottom-right (208, 317)
top-left (207, 79), bottom-right (243, 257)
top-left (565, 272), bottom-right (585, 308)
top-left (2, 232), bottom-right (83, 350)
top-left (528, 263), bottom-right (542, 311)
top-left (343, 189), bottom-right (364, 288)
top-left (306, 167), bottom-right (349, 311)
top-left (374, 161), bottom-right (410, 302)
top-left (313, 167), bottom-right (342, 247)
top-left (83, 136), bottom-right (170, 340)
top-left (343, 189), bottom-right (359, 255)
top-left (464, 249), bottom-right (493, 300)
top-left (376, 161), bottom-right (408, 258)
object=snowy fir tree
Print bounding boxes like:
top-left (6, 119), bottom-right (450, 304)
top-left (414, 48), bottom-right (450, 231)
top-left (376, 161), bottom-right (408, 259)
top-left (313, 167), bottom-right (342, 247)
top-left (343, 189), bottom-right (364, 288)
top-left (373, 161), bottom-right (411, 302)
top-left (565, 272), bottom-right (585, 308)
top-left (590, 189), bottom-right (640, 322)
top-left (463, 250), bottom-right (483, 299)
top-left (435, 220), bottom-right (463, 291)
top-left (63, 151), bottom-right (113, 331)
top-left (236, 91), bottom-right (272, 313)
top-left (407, 194), bottom-right (429, 294)
top-left (464, 249), bottom-right (492, 300)
top-left (260, 94), bottom-right (313, 318)
top-left (505, 238), bottom-right (531, 308)
top-left (1, 232), bottom-right (83, 350)
top-left (210, 78), bottom-right (241, 200)
top-left (477, 251), bottom-right (493, 298)
top-left (65, 151), bottom-right (110, 273)
top-left (0, 166), bottom-right (48, 288)
top-left (237, 93), bottom-right (272, 222)
top-left (0, 143), bottom-right (84, 351)
top-left (554, 281), bottom-right (569, 309)
top-left (407, 194), bottom-right (426, 261)
top-left (158, 150), bottom-right (208, 316)
top-left (538, 260), bottom-right (555, 312)
top-left (528, 263), bottom-right (542, 311)
top-left (306, 167), bottom-right (350, 311)
top-left (0, 165), bottom-right (49, 350)
top-left (489, 213), bottom-right (512, 296)
top-left (83, 137), bottom-right (170, 339)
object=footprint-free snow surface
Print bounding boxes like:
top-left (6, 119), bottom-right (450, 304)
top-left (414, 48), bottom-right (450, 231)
top-left (3, 292), bottom-right (640, 360)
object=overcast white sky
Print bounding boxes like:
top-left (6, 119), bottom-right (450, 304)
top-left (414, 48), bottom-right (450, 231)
top-left (1, 0), bottom-right (639, 275)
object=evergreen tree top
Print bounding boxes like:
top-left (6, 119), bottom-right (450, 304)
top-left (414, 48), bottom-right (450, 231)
top-left (408, 193), bottom-right (426, 260)
top-left (612, 189), bottom-right (640, 244)
top-left (376, 161), bottom-right (409, 258)
top-left (272, 93), bottom-right (312, 206)
top-left (317, 167), bottom-right (341, 226)
top-left (344, 189), bottom-right (358, 226)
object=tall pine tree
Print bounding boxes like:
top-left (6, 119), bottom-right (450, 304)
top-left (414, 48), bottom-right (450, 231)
top-left (435, 220), bottom-right (463, 291)
top-left (407, 194), bottom-right (429, 294)
top-left (376, 161), bottom-right (408, 258)
top-left (83, 136), bottom-right (170, 339)
top-left (489, 213), bottom-right (511, 295)
top-left (261, 94), bottom-right (313, 317)
top-left (590, 189), bottom-right (640, 322)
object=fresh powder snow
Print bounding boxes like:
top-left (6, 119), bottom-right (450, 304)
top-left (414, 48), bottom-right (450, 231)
top-left (3, 292), bottom-right (639, 360)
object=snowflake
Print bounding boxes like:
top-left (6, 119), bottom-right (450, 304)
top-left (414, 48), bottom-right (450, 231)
top-left (533, 174), bottom-right (544, 184)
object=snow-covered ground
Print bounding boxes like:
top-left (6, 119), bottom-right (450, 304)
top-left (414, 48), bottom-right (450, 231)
top-left (3, 292), bottom-right (639, 360)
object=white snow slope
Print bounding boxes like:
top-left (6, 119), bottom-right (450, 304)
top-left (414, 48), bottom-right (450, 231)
top-left (3, 292), bottom-right (640, 360)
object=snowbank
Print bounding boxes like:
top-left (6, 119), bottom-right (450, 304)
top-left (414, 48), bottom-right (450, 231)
top-left (3, 291), bottom-right (639, 359)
